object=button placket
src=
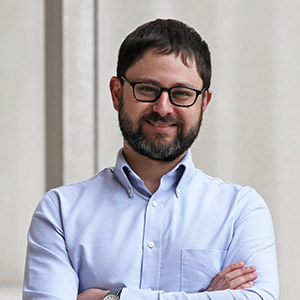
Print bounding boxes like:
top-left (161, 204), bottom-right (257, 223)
top-left (140, 195), bottom-right (163, 290)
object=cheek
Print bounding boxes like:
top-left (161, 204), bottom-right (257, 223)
top-left (122, 101), bottom-right (150, 123)
top-left (181, 109), bottom-right (201, 127)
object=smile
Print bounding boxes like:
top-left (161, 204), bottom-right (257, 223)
top-left (147, 120), bottom-right (177, 127)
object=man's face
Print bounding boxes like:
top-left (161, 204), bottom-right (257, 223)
top-left (112, 49), bottom-right (211, 162)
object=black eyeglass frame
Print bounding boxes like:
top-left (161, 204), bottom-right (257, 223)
top-left (120, 76), bottom-right (206, 108)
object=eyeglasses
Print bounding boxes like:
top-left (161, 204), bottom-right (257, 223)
top-left (120, 76), bottom-right (206, 107)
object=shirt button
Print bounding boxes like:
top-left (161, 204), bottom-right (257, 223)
top-left (127, 187), bottom-right (132, 194)
top-left (148, 241), bottom-right (155, 248)
top-left (152, 200), bottom-right (158, 207)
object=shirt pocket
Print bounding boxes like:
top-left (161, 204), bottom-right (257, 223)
top-left (181, 249), bottom-right (227, 293)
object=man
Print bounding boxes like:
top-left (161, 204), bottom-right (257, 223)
top-left (23, 19), bottom-right (279, 300)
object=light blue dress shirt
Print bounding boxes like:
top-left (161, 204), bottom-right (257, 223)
top-left (23, 149), bottom-right (279, 300)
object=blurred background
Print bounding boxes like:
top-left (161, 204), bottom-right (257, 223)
top-left (1, 0), bottom-right (299, 299)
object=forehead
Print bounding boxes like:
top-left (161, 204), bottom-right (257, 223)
top-left (134, 48), bottom-right (197, 68)
top-left (125, 49), bottom-right (202, 87)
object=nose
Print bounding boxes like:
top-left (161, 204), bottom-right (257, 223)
top-left (152, 91), bottom-right (174, 116)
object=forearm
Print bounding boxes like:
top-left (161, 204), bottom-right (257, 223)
top-left (120, 288), bottom-right (264, 300)
top-left (23, 194), bottom-right (79, 300)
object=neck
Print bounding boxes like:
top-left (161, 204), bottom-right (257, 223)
top-left (123, 142), bottom-right (186, 194)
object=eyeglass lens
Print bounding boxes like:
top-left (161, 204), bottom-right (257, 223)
top-left (134, 82), bottom-right (197, 106)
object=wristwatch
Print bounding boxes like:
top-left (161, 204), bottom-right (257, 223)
top-left (103, 289), bottom-right (122, 300)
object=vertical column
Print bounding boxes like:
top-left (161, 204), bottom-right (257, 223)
top-left (45, 0), bottom-right (63, 190)
top-left (62, 0), bottom-right (98, 184)
top-left (46, 0), bottom-right (98, 188)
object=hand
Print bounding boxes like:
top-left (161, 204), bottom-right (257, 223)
top-left (77, 288), bottom-right (109, 300)
top-left (207, 261), bottom-right (257, 292)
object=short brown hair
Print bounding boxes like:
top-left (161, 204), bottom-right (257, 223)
top-left (117, 19), bottom-right (212, 89)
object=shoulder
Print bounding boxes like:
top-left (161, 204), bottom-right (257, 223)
top-left (41, 167), bottom-right (115, 208)
top-left (52, 167), bottom-right (113, 191)
top-left (195, 170), bottom-right (272, 225)
top-left (194, 168), bottom-right (243, 192)
top-left (193, 168), bottom-right (267, 208)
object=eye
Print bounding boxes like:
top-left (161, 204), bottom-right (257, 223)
top-left (135, 83), bottom-right (160, 98)
top-left (140, 86), bottom-right (157, 92)
top-left (171, 88), bottom-right (195, 101)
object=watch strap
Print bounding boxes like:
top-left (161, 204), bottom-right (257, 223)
top-left (104, 288), bottom-right (122, 299)
top-left (109, 289), bottom-right (122, 296)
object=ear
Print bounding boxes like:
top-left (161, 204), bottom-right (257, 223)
top-left (109, 76), bottom-right (122, 111)
top-left (201, 89), bottom-right (212, 113)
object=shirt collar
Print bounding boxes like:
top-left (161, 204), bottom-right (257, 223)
top-left (113, 149), bottom-right (135, 198)
top-left (113, 148), bottom-right (196, 198)
top-left (172, 149), bottom-right (196, 197)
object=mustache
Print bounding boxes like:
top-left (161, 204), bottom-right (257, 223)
top-left (142, 112), bottom-right (183, 125)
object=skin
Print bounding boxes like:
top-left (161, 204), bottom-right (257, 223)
top-left (77, 50), bottom-right (257, 299)
top-left (207, 262), bottom-right (257, 291)
top-left (77, 289), bottom-right (108, 300)
top-left (110, 49), bottom-right (211, 193)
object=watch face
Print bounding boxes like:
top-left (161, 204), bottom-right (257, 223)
top-left (103, 294), bottom-right (119, 300)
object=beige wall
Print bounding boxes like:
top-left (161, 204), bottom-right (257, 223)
top-left (1, 1), bottom-right (300, 299)
top-left (0, 0), bottom-right (45, 288)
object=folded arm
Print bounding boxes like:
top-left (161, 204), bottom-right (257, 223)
top-left (24, 189), bottom-right (279, 300)
top-left (78, 262), bottom-right (258, 300)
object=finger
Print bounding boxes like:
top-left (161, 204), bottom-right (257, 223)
top-left (236, 281), bottom-right (254, 289)
top-left (222, 265), bottom-right (256, 282)
top-left (218, 262), bottom-right (245, 277)
top-left (208, 262), bottom-right (245, 289)
top-left (232, 271), bottom-right (258, 290)
top-left (212, 266), bottom-right (257, 291)
top-left (220, 270), bottom-right (257, 290)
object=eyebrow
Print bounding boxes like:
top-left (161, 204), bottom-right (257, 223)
top-left (131, 77), bottom-right (201, 89)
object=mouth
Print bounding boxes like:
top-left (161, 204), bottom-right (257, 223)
top-left (144, 119), bottom-right (178, 135)
top-left (147, 120), bottom-right (177, 127)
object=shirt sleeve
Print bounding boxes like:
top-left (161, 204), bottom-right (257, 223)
top-left (23, 186), bottom-right (279, 300)
top-left (119, 188), bottom-right (279, 300)
top-left (120, 288), bottom-right (264, 300)
top-left (23, 193), bottom-right (79, 300)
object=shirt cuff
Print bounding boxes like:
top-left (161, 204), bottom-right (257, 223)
top-left (120, 288), bottom-right (159, 300)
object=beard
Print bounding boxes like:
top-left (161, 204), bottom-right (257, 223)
top-left (118, 96), bottom-right (204, 162)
